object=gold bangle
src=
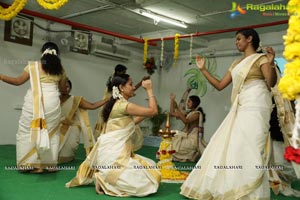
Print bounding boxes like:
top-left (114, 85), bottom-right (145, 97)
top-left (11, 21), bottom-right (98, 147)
top-left (149, 95), bottom-right (155, 98)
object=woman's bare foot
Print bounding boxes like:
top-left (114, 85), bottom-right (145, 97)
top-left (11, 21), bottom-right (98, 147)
top-left (95, 182), bottom-right (104, 195)
top-left (30, 168), bottom-right (44, 174)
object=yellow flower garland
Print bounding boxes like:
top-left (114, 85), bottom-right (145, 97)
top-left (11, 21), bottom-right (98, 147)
top-left (278, 0), bottom-right (300, 100)
top-left (0, 0), bottom-right (27, 21)
top-left (37, 0), bottom-right (68, 10)
top-left (174, 33), bottom-right (180, 63)
top-left (143, 38), bottom-right (148, 64)
top-left (0, 0), bottom-right (68, 20)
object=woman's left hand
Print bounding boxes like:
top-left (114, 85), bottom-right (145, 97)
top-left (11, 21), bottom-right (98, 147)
top-left (265, 46), bottom-right (275, 64)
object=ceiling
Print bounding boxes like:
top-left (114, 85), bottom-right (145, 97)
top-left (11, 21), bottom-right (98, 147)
top-left (1, 0), bottom-right (289, 51)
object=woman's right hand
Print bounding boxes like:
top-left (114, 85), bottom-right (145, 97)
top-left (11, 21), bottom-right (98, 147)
top-left (170, 93), bottom-right (176, 100)
top-left (196, 55), bottom-right (206, 70)
top-left (142, 79), bottom-right (152, 90)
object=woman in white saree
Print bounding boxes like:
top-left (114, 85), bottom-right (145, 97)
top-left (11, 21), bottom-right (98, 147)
top-left (58, 79), bottom-right (108, 163)
top-left (66, 74), bottom-right (161, 197)
top-left (180, 28), bottom-right (277, 199)
top-left (0, 42), bottom-right (66, 173)
top-left (170, 87), bottom-right (206, 162)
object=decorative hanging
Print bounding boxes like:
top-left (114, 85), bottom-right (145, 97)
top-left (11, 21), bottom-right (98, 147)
top-left (160, 38), bottom-right (164, 68)
top-left (173, 33), bottom-right (180, 64)
top-left (0, 0), bottom-right (69, 21)
top-left (144, 57), bottom-right (157, 75)
top-left (36, 0), bottom-right (69, 10)
top-left (188, 34), bottom-right (193, 65)
top-left (143, 37), bottom-right (148, 64)
top-left (0, 0), bottom-right (27, 20)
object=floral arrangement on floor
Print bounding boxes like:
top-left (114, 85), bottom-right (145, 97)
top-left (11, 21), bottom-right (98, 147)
top-left (156, 138), bottom-right (188, 182)
top-left (278, 0), bottom-right (300, 164)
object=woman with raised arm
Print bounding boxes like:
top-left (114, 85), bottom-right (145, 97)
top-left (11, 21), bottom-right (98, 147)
top-left (66, 74), bottom-right (161, 197)
top-left (180, 28), bottom-right (277, 199)
top-left (94, 64), bottom-right (149, 139)
top-left (0, 42), bottom-right (67, 173)
top-left (169, 87), bottom-right (206, 162)
top-left (58, 79), bottom-right (108, 163)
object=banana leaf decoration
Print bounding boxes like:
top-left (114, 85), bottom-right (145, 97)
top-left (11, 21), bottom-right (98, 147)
top-left (184, 56), bottom-right (220, 97)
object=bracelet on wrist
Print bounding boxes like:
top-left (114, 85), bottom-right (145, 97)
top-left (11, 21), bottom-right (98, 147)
top-left (149, 95), bottom-right (155, 98)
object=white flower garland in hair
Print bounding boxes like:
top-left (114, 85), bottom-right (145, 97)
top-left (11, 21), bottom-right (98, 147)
top-left (112, 86), bottom-right (123, 99)
top-left (42, 48), bottom-right (57, 57)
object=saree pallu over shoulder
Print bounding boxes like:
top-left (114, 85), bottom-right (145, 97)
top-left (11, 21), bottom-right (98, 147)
top-left (28, 61), bottom-right (50, 152)
top-left (17, 62), bottom-right (61, 169)
top-left (231, 53), bottom-right (265, 104)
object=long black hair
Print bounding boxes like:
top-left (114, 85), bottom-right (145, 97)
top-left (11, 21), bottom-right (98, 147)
top-left (236, 28), bottom-right (262, 53)
top-left (40, 42), bottom-right (63, 75)
top-left (189, 95), bottom-right (206, 123)
top-left (102, 74), bottom-right (130, 122)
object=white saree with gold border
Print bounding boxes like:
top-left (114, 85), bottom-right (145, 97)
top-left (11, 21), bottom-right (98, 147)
top-left (181, 54), bottom-right (272, 200)
top-left (58, 96), bottom-right (95, 163)
top-left (172, 111), bottom-right (205, 162)
top-left (66, 99), bottom-right (161, 197)
top-left (17, 61), bottom-right (61, 169)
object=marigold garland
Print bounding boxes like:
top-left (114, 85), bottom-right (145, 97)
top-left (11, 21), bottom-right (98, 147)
top-left (143, 38), bottom-right (148, 65)
top-left (278, 1), bottom-right (300, 100)
top-left (0, 0), bottom-right (27, 21)
top-left (0, 0), bottom-right (68, 20)
top-left (36, 0), bottom-right (68, 10)
top-left (173, 33), bottom-right (180, 63)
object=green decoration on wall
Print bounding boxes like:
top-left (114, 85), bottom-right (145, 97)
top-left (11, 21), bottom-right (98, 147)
top-left (184, 56), bottom-right (220, 97)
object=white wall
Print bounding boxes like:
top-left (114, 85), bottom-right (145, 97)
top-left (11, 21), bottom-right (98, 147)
top-left (0, 16), bottom-right (286, 144)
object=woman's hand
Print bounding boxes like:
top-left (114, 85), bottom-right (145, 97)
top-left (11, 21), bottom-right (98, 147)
top-left (265, 46), bottom-right (275, 65)
top-left (170, 93), bottom-right (176, 101)
top-left (170, 111), bottom-right (179, 117)
top-left (196, 55), bottom-right (206, 70)
top-left (142, 79), bottom-right (152, 90)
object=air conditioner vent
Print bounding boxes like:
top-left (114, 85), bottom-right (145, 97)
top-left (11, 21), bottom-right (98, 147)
top-left (91, 37), bottom-right (130, 61)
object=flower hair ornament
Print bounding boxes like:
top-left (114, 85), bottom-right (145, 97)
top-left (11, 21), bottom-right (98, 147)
top-left (112, 86), bottom-right (123, 99)
top-left (42, 48), bottom-right (57, 57)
